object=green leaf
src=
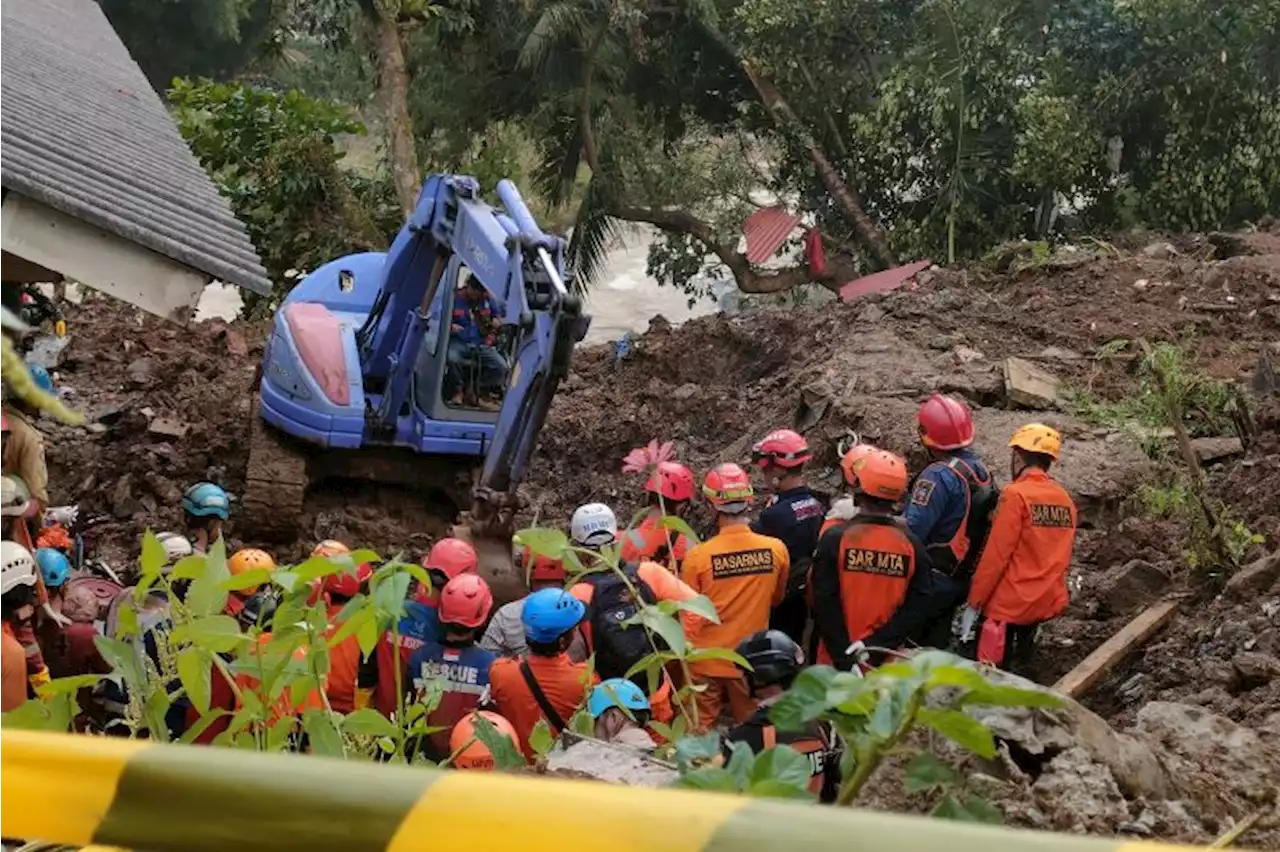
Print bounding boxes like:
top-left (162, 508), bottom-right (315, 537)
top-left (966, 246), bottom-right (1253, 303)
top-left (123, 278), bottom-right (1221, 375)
top-left (749, 745), bottom-right (812, 790)
top-left (302, 709), bottom-right (345, 757)
top-left (724, 740), bottom-right (756, 782)
top-left (95, 635), bottom-right (145, 691)
top-left (529, 718), bottom-right (556, 759)
top-left (222, 567), bottom-right (272, 592)
top-left (904, 752), bottom-right (961, 793)
top-left (170, 554), bottom-right (208, 580)
top-left (917, 708), bottom-right (996, 758)
top-left (139, 529), bottom-right (166, 580)
top-left (143, 689), bottom-right (172, 740)
top-left (186, 537), bottom-right (230, 617)
top-left (932, 793), bottom-right (1004, 824)
top-left (684, 647), bottom-right (751, 669)
top-left (372, 571), bottom-right (411, 622)
top-left (271, 570), bottom-right (301, 594)
top-left (329, 604), bottom-right (375, 649)
top-left (627, 606), bottom-right (687, 655)
top-left (343, 708), bottom-right (398, 738)
top-left (177, 647), bottom-right (213, 714)
top-left (959, 683), bottom-right (1065, 709)
top-left (514, 527), bottom-right (570, 560)
top-left (659, 514), bottom-right (701, 545)
top-left (357, 614), bottom-right (382, 657)
top-left (178, 709), bottom-right (231, 744)
top-left (674, 730), bottom-right (722, 769)
top-left (674, 767), bottom-right (741, 793)
top-left (471, 712), bottom-right (527, 769)
top-left (570, 707), bottom-right (595, 736)
top-left (171, 615), bottom-right (248, 654)
top-left (35, 673), bottom-right (104, 697)
top-left (671, 594), bottom-right (720, 625)
top-left (746, 778), bottom-right (817, 800)
top-left (768, 666), bottom-right (837, 731)
top-left (114, 599), bottom-right (140, 640)
top-left (291, 555), bottom-right (345, 583)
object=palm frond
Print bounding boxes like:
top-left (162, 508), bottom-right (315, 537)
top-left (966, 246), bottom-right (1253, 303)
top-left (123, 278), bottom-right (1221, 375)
top-left (533, 111), bottom-right (583, 208)
top-left (518, 3), bottom-right (589, 72)
top-left (566, 178), bottom-right (622, 295)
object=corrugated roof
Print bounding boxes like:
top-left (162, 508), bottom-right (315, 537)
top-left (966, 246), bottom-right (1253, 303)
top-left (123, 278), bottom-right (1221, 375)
top-left (0, 0), bottom-right (271, 295)
top-left (743, 207), bottom-right (802, 265)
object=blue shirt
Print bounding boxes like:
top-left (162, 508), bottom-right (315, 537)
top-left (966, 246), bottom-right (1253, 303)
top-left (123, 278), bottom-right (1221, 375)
top-left (905, 448), bottom-right (991, 548)
top-left (397, 599), bottom-right (441, 654)
top-left (452, 292), bottom-right (498, 347)
top-left (408, 639), bottom-right (496, 759)
top-left (752, 486), bottom-right (827, 585)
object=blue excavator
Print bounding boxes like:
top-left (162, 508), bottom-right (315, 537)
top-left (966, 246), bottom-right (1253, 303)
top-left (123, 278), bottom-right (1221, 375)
top-left (242, 174), bottom-right (588, 602)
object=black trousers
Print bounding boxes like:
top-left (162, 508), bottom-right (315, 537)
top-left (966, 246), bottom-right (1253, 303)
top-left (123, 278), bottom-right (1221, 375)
top-left (770, 594), bottom-right (810, 648)
top-left (914, 570), bottom-right (970, 650)
top-left (960, 617), bottom-right (1041, 678)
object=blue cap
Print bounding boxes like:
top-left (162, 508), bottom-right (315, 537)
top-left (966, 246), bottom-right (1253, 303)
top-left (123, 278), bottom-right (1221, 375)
top-left (522, 588), bottom-right (585, 644)
top-left (587, 678), bottom-right (650, 718)
top-left (34, 547), bottom-right (71, 588)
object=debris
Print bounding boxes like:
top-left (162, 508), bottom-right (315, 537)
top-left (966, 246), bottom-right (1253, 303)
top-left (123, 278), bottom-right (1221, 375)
top-left (547, 734), bottom-right (677, 787)
top-left (1189, 436), bottom-right (1245, 464)
top-left (1133, 278), bottom-right (1150, 291)
top-left (148, 417), bottom-right (190, 439)
top-left (139, 407), bottom-right (155, 420)
top-left (952, 345), bottom-right (985, 365)
top-left (1037, 346), bottom-right (1083, 361)
top-left (110, 473), bottom-right (141, 519)
top-left (223, 327), bottom-right (249, 357)
top-left (89, 402), bottom-right (127, 425)
top-left (1141, 242), bottom-right (1179, 260)
top-left (794, 379), bottom-right (834, 432)
top-left (857, 304), bottom-right (887, 324)
top-left (1231, 651), bottom-right (1280, 688)
top-left (671, 383), bottom-right (699, 401)
top-left (1224, 549), bottom-right (1280, 600)
top-left (143, 471), bottom-right (184, 506)
top-left (1053, 599), bottom-right (1180, 698)
top-left (125, 356), bottom-right (155, 387)
top-left (1251, 354), bottom-right (1276, 397)
top-left (1003, 356), bottom-right (1061, 409)
top-left (84, 423), bottom-right (107, 435)
top-left (1095, 559), bottom-right (1171, 617)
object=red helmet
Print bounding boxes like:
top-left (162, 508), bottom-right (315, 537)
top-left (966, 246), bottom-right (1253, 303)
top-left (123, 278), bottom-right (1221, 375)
top-left (438, 574), bottom-right (494, 629)
top-left (523, 549), bottom-right (567, 584)
top-left (323, 562), bottom-right (373, 600)
top-left (702, 463), bottom-right (754, 514)
top-left (752, 429), bottom-right (812, 469)
top-left (645, 461), bottom-right (696, 502)
top-left (918, 394), bottom-right (974, 451)
top-left (422, 538), bottom-right (478, 581)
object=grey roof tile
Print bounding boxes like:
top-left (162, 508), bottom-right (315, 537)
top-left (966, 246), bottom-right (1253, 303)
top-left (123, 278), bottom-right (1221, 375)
top-left (1, 0), bottom-right (272, 295)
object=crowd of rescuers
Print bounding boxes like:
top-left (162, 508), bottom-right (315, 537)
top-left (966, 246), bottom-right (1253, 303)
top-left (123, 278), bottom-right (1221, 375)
top-left (1, 393), bottom-right (1078, 793)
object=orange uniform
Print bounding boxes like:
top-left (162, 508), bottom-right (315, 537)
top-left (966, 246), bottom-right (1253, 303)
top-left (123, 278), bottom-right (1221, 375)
top-left (967, 468), bottom-right (1077, 625)
top-left (2, 622), bottom-right (28, 711)
top-left (489, 653), bottom-right (596, 758)
top-left (324, 602), bottom-right (362, 714)
top-left (811, 515), bottom-right (933, 668)
top-left (235, 634), bottom-right (325, 726)
top-left (619, 512), bottom-right (691, 571)
top-left (680, 523), bottom-right (788, 729)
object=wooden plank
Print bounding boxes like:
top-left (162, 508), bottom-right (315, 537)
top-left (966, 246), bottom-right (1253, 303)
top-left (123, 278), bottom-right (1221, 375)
top-left (1053, 599), bottom-right (1181, 698)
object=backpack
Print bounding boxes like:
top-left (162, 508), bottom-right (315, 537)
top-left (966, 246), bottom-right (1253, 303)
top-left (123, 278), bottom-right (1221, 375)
top-left (949, 458), bottom-right (999, 577)
top-left (589, 564), bottom-right (662, 684)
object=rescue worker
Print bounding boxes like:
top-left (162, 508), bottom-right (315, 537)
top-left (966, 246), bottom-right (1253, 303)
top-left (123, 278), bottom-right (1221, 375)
top-left (448, 710), bottom-right (521, 770)
top-left (320, 554), bottom-right (373, 713)
top-left (907, 395), bottom-right (998, 648)
top-left (750, 428), bottom-right (826, 644)
top-left (489, 588), bottom-right (594, 757)
top-left (811, 448), bottom-right (936, 670)
top-left (358, 537), bottom-right (479, 715)
top-left (2, 540), bottom-right (43, 709)
top-left (408, 574), bottom-right (497, 761)
top-left (569, 502), bottom-right (619, 551)
top-left (680, 463), bottom-right (788, 730)
top-left (587, 678), bottom-right (657, 749)
top-left (181, 483), bottom-right (231, 554)
top-left (2, 362), bottom-right (52, 518)
top-left (224, 548), bottom-right (276, 619)
top-left (962, 424), bottom-right (1077, 675)
top-left (480, 548), bottom-right (574, 659)
top-left (727, 630), bottom-right (841, 803)
top-left (40, 550), bottom-right (108, 680)
top-left (620, 461), bottom-right (697, 571)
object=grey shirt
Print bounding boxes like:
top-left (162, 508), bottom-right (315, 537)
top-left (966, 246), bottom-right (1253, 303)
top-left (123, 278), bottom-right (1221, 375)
top-left (480, 596), bottom-right (589, 661)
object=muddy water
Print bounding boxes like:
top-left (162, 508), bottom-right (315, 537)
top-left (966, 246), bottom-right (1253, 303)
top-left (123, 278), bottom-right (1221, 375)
top-left (194, 226), bottom-right (717, 343)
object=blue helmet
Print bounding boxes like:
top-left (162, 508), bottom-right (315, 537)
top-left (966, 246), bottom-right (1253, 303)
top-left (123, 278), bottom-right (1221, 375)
top-left (182, 482), bottom-right (230, 520)
top-left (522, 588), bottom-right (585, 644)
top-left (587, 678), bottom-right (650, 719)
top-left (26, 363), bottom-right (54, 394)
top-left (34, 547), bottom-right (71, 588)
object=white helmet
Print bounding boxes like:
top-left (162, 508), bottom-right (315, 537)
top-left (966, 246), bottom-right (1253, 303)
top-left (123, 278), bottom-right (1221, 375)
top-left (571, 503), bottom-right (618, 548)
top-left (1, 541), bottom-right (38, 594)
top-left (2, 476), bottom-right (32, 518)
top-left (156, 532), bottom-right (194, 566)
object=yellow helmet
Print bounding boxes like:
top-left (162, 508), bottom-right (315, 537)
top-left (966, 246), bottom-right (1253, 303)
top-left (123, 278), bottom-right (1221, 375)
top-left (1009, 424), bottom-right (1062, 460)
top-left (229, 548), bottom-right (276, 595)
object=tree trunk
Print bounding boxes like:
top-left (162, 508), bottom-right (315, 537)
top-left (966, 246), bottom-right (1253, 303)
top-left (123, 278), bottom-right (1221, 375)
top-left (370, 4), bottom-right (420, 215)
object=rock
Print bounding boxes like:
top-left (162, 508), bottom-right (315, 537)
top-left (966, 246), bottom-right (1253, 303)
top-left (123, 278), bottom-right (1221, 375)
top-left (1189, 436), bottom-right (1244, 464)
top-left (1095, 559), bottom-right (1171, 616)
top-left (84, 423), bottom-right (107, 435)
top-left (1003, 356), bottom-right (1060, 409)
top-left (143, 471), bottom-right (183, 506)
top-left (671, 383), bottom-right (700, 401)
top-left (125, 356), bottom-right (155, 387)
top-left (858, 304), bottom-right (887, 324)
top-left (1134, 702), bottom-right (1280, 792)
top-left (952, 345), bottom-right (985, 365)
top-left (110, 474), bottom-right (141, 519)
top-left (148, 417), bottom-right (190, 439)
top-left (223, 327), bottom-right (249, 357)
top-left (1231, 651), bottom-right (1280, 687)
top-left (1031, 748), bottom-right (1131, 834)
top-left (1141, 241), bottom-right (1179, 260)
top-left (90, 401), bottom-right (127, 425)
top-left (547, 735), bottom-right (677, 787)
top-left (1225, 549), bottom-right (1280, 600)
top-left (1038, 346), bottom-right (1082, 361)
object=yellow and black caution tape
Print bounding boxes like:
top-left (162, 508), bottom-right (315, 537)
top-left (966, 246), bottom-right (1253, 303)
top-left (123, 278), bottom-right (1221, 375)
top-left (2, 731), bottom-right (1198, 852)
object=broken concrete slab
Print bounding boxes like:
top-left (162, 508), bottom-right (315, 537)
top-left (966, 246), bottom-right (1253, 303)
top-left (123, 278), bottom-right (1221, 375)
top-left (1231, 651), bottom-right (1280, 687)
top-left (1189, 436), bottom-right (1244, 464)
top-left (1004, 356), bottom-right (1061, 409)
top-left (547, 734), bottom-right (677, 787)
top-left (1095, 559), bottom-right (1171, 617)
top-left (148, 417), bottom-right (190, 439)
top-left (952, 345), bottom-right (985, 365)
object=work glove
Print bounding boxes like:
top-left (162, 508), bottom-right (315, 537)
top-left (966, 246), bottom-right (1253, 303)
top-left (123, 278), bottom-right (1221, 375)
top-left (55, 319), bottom-right (67, 338)
top-left (354, 687), bottom-right (374, 711)
top-left (46, 505), bottom-right (79, 527)
top-left (28, 666), bottom-right (51, 691)
top-left (43, 601), bottom-right (72, 628)
top-left (843, 640), bottom-right (872, 675)
top-left (956, 605), bottom-right (981, 643)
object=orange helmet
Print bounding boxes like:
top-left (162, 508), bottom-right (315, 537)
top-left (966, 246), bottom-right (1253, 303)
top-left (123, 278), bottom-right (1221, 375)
top-left (438, 574), bottom-right (494, 629)
top-left (918, 394), bottom-right (975, 451)
top-left (311, 540), bottom-right (349, 558)
top-left (228, 548), bottom-right (275, 595)
top-left (839, 443), bottom-right (879, 487)
top-left (845, 449), bottom-right (909, 502)
top-left (1009, 423), bottom-right (1062, 460)
top-left (645, 461), bottom-right (696, 502)
top-left (702, 463), bottom-right (754, 514)
top-left (450, 711), bottom-right (519, 770)
top-left (522, 548), bottom-right (566, 585)
top-left (752, 429), bottom-right (812, 469)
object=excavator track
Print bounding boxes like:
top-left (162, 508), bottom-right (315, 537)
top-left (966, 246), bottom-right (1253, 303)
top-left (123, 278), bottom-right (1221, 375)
top-left (242, 400), bottom-right (308, 541)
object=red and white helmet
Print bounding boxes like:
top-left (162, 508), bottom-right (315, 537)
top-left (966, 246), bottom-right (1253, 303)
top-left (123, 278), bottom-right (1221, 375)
top-left (917, 394), bottom-right (975, 451)
top-left (752, 429), bottom-right (812, 469)
top-left (645, 461), bottom-right (696, 502)
top-left (702, 463), bottom-right (754, 515)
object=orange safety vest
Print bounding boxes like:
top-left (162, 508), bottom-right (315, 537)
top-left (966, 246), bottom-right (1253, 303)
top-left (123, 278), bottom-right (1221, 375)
top-left (816, 519), bottom-right (917, 663)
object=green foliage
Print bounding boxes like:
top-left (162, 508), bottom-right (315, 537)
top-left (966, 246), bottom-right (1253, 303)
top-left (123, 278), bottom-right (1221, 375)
top-left (169, 78), bottom-right (400, 316)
